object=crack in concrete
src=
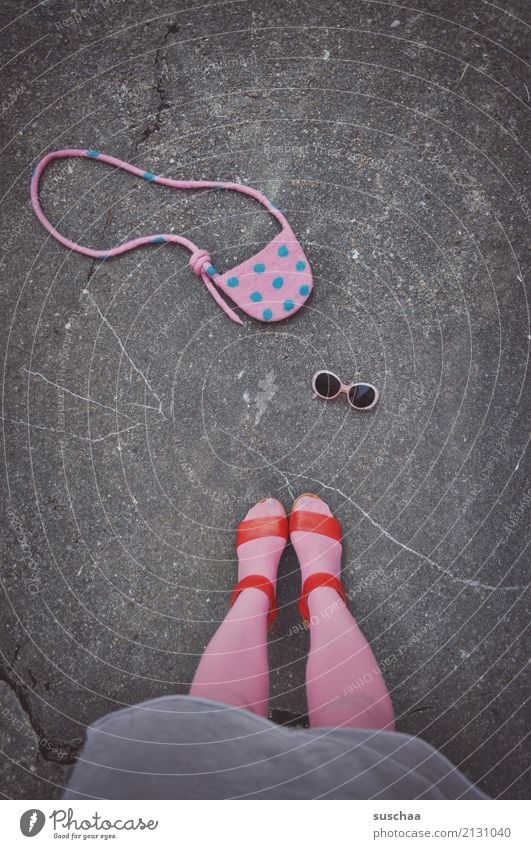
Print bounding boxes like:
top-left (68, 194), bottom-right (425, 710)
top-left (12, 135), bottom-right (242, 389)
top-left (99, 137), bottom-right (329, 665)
top-left (405, 704), bottom-right (435, 716)
top-left (216, 426), bottom-right (524, 595)
top-left (0, 657), bottom-right (82, 765)
top-left (82, 291), bottom-right (166, 418)
top-left (24, 369), bottom-right (132, 420)
top-left (137, 21), bottom-right (178, 148)
top-left (123, 401), bottom-right (165, 415)
top-left (289, 474), bottom-right (527, 594)
top-left (1, 416), bottom-right (142, 444)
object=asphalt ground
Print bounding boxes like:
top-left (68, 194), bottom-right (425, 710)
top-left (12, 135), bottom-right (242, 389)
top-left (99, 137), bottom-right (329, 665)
top-left (0, 0), bottom-right (529, 799)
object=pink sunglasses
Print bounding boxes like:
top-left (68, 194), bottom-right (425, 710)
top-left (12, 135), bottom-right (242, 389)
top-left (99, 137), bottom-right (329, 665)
top-left (312, 370), bottom-right (379, 411)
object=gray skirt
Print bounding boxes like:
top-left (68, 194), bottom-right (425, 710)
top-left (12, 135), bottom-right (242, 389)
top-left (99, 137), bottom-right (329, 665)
top-left (64, 695), bottom-right (487, 800)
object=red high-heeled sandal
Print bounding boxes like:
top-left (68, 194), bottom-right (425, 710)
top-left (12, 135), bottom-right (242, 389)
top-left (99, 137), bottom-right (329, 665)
top-left (229, 512), bottom-right (289, 629)
top-left (289, 495), bottom-right (347, 624)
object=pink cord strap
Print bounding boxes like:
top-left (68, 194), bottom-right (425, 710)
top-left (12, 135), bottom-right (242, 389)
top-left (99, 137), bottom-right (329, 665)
top-left (30, 149), bottom-right (290, 325)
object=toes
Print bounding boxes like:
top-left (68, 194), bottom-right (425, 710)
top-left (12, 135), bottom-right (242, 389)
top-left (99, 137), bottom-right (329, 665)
top-left (244, 497), bottom-right (285, 521)
top-left (292, 493), bottom-right (333, 517)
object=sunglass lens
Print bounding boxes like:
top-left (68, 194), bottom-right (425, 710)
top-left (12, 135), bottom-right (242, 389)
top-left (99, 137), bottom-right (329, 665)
top-left (315, 372), bottom-right (341, 398)
top-left (348, 384), bottom-right (376, 409)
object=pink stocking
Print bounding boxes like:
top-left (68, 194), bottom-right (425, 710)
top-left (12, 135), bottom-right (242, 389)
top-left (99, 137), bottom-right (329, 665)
top-left (190, 587), bottom-right (270, 717)
top-left (305, 586), bottom-right (395, 730)
top-left (190, 498), bottom-right (286, 717)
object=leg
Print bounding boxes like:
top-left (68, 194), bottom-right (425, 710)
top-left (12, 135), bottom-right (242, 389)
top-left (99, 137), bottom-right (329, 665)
top-left (190, 587), bottom-right (270, 716)
top-left (190, 497), bottom-right (287, 718)
top-left (290, 494), bottom-right (395, 730)
top-left (306, 586), bottom-right (395, 729)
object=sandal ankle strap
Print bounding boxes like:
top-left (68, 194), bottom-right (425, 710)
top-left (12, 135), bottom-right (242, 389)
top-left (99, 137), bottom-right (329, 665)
top-left (298, 572), bottom-right (347, 624)
top-left (229, 575), bottom-right (278, 629)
